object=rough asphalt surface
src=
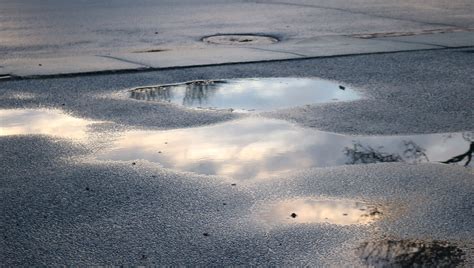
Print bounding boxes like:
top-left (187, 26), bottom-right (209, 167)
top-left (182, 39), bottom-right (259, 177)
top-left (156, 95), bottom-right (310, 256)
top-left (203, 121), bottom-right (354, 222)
top-left (1, 48), bottom-right (473, 265)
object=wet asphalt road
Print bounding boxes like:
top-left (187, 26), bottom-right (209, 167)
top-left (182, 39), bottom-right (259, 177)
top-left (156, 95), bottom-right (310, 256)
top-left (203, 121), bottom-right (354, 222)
top-left (1, 48), bottom-right (473, 265)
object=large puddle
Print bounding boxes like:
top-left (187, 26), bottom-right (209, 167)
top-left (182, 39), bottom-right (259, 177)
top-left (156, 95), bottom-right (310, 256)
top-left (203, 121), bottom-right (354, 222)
top-left (259, 198), bottom-right (382, 226)
top-left (129, 78), bottom-right (361, 112)
top-left (96, 117), bottom-right (472, 181)
top-left (2, 110), bottom-right (471, 181)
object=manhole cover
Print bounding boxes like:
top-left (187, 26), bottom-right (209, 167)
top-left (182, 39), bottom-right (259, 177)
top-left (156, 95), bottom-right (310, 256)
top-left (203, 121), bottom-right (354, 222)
top-left (202, 34), bottom-right (278, 45)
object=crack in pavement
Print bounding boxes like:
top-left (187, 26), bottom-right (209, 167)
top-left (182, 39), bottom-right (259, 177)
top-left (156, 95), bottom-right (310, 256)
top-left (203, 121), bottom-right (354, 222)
top-left (372, 38), bottom-right (449, 49)
top-left (246, 47), bottom-right (308, 57)
top-left (96, 55), bottom-right (153, 68)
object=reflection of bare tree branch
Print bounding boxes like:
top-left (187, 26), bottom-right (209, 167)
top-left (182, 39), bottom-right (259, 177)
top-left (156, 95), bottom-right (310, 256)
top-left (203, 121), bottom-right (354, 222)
top-left (344, 140), bottom-right (429, 165)
top-left (402, 140), bottom-right (429, 163)
top-left (130, 86), bottom-right (173, 101)
top-left (346, 137), bottom-right (473, 167)
top-left (344, 143), bottom-right (403, 164)
top-left (182, 82), bottom-right (218, 106)
top-left (130, 80), bottom-right (225, 105)
top-left (441, 142), bottom-right (473, 167)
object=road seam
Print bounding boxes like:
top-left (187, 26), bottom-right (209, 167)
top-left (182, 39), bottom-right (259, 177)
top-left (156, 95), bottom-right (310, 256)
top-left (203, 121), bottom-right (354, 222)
top-left (371, 38), bottom-right (448, 48)
top-left (96, 55), bottom-right (153, 68)
top-left (246, 47), bottom-right (308, 57)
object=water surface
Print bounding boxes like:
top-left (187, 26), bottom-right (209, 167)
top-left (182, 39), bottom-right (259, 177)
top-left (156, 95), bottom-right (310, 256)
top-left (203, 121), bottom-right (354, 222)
top-left (0, 109), bottom-right (99, 140)
top-left (2, 109), bottom-right (470, 181)
top-left (96, 117), bottom-right (472, 181)
top-left (259, 198), bottom-right (382, 226)
top-left (130, 78), bottom-right (361, 112)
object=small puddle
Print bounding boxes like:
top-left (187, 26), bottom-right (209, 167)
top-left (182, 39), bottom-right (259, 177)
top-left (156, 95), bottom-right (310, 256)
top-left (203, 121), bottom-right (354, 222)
top-left (129, 78), bottom-right (360, 112)
top-left (96, 117), bottom-right (472, 181)
top-left (259, 198), bottom-right (382, 226)
top-left (0, 109), bottom-right (100, 140)
top-left (357, 239), bottom-right (465, 267)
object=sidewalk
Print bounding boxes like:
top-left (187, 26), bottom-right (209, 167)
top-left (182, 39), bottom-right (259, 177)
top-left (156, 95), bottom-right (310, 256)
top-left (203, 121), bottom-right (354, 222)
top-left (2, 31), bottom-right (473, 78)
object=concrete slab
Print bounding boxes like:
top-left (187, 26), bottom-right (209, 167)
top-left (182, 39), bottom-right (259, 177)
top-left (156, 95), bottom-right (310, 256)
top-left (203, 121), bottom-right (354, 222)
top-left (250, 35), bottom-right (440, 57)
top-left (1, 0), bottom-right (473, 78)
top-left (3, 56), bottom-right (147, 77)
top-left (107, 47), bottom-right (301, 69)
top-left (1, 36), bottom-right (443, 78)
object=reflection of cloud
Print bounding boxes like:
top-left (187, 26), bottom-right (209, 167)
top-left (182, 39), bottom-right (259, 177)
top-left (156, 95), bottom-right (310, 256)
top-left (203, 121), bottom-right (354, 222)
top-left (0, 109), bottom-right (98, 140)
top-left (97, 118), bottom-right (324, 180)
top-left (260, 198), bottom-right (381, 226)
top-left (96, 117), bottom-right (471, 181)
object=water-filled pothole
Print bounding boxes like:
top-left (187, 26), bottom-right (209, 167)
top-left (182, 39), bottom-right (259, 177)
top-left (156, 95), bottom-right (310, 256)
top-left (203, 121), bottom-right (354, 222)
top-left (96, 117), bottom-right (472, 181)
top-left (259, 198), bottom-right (382, 226)
top-left (202, 34), bottom-right (278, 45)
top-left (129, 78), bottom-right (360, 112)
top-left (357, 239), bottom-right (466, 267)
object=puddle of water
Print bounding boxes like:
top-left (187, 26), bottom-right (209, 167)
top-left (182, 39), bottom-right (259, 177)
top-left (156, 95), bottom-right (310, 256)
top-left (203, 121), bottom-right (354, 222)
top-left (259, 198), bottom-right (381, 226)
top-left (357, 239), bottom-right (465, 267)
top-left (96, 117), bottom-right (472, 181)
top-left (129, 78), bottom-right (360, 112)
top-left (0, 109), bottom-right (99, 140)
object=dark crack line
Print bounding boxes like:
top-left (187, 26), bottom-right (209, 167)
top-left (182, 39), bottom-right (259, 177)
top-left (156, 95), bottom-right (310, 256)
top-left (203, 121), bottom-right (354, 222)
top-left (252, 0), bottom-right (461, 29)
top-left (373, 38), bottom-right (449, 49)
top-left (97, 55), bottom-right (153, 68)
top-left (247, 47), bottom-right (308, 57)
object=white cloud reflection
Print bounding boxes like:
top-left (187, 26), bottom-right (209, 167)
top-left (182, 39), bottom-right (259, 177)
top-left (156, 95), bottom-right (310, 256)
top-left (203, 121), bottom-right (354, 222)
top-left (0, 109), bottom-right (99, 140)
top-left (96, 117), bottom-right (472, 181)
top-left (259, 198), bottom-right (382, 226)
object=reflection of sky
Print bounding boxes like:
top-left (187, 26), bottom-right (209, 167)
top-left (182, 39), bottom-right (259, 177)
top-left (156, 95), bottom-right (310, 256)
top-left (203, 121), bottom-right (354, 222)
top-left (96, 117), bottom-right (472, 181)
top-left (0, 109), bottom-right (98, 140)
top-left (130, 78), bottom-right (361, 111)
top-left (260, 198), bottom-right (380, 225)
